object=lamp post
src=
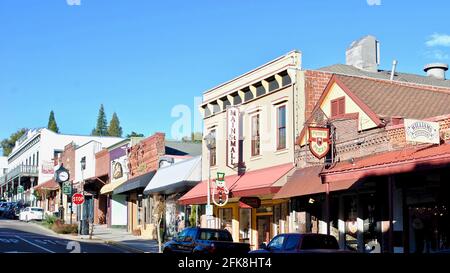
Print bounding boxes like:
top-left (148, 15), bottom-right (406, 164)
top-left (204, 132), bottom-right (215, 228)
top-left (80, 157), bottom-right (86, 236)
top-left (30, 177), bottom-right (35, 206)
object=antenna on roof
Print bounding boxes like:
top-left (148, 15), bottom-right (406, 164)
top-left (390, 60), bottom-right (398, 81)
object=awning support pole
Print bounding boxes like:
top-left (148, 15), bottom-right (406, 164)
top-left (388, 175), bottom-right (395, 253)
top-left (326, 182), bottom-right (330, 236)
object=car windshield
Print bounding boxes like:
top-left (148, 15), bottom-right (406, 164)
top-left (31, 208), bottom-right (43, 212)
top-left (199, 230), bottom-right (232, 241)
top-left (301, 236), bottom-right (339, 250)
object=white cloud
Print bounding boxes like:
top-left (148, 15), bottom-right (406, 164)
top-left (426, 33), bottom-right (450, 47)
top-left (425, 50), bottom-right (449, 61)
top-left (367, 0), bottom-right (381, 6)
top-left (66, 0), bottom-right (81, 6)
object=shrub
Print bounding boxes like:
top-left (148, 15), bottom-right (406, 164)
top-left (52, 223), bottom-right (78, 234)
top-left (42, 215), bottom-right (58, 228)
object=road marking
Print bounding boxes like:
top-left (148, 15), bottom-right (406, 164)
top-left (15, 235), bottom-right (55, 253)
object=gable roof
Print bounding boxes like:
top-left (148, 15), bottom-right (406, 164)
top-left (335, 74), bottom-right (450, 119)
top-left (319, 64), bottom-right (450, 89)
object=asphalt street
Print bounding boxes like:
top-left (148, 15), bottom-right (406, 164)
top-left (0, 217), bottom-right (128, 253)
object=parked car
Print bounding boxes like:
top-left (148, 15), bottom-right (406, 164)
top-left (250, 233), bottom-right (350, 254)
top-left (2, 202), bottom-right (18, 219)
top-left (163, 227), bottom-right (251, 254)
top-left (0, 202), bottom-right (8, 216)
top-left (19, 207), bottom-right (44, 222)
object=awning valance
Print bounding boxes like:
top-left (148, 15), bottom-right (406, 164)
top-left (34, 179), bottom-right (60, 191)
top-left (321, 143), bottom-right (450, 183)
top-left (143, 156), bottom-right (201, 195)
top-left (113, 171), bottom-right (155, 195)
top-left (274, 165), bottom-right (358, 199)
top-left (100, 179), bottom-right (128, 195)
top-left (178, 163), bottom-right (294, 205)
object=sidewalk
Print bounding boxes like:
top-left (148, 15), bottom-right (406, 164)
top-left (76, 224), bottom-right (160, 253)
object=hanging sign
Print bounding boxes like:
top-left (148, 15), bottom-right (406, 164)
top-left (308, 127), bottom-right (331, 159)
top-left (227, 106), bottom-right (240, 168)
top-left (239, 197), bottom-right (261, 208)
top-left (405, 119), bottom-right (440, 144)
top-left (212, 172), bottom-right (229, 207)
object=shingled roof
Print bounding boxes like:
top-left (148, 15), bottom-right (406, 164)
top-left (334, 74), bottom-right (450, 119)
top-left (320, 64), bottom-right (450, 89)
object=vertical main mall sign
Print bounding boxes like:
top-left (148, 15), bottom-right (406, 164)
top-left (227, 106), bottom-right (240, 168)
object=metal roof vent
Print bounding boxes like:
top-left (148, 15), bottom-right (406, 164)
top-left (424, 63), bottom-right (448, 80)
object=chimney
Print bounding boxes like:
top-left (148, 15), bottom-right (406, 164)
top-left (346, 35), bottom-right (380, 72)
top-left (424, 63), bottom-right (448, 80)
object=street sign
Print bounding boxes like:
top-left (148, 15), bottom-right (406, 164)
top-left (62, 181), bottom-right (72, 195)
top-left (205, 205), bottom-right (213, 216)
top-left (72, 193), bottom-right (85, 205)
top-left (17, 186), bottom-right (24, 194)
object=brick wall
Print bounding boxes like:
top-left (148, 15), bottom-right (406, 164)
top-left (128, 133), bottom-right (165, 178)
top-left (60, 142), bottom-right (76, 182)
top-left (95, 149), bottom-right (110, 178)
top-left (304, 70), bottom-right (333, 119)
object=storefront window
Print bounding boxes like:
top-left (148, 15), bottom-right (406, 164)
top-left (239, 208), bottom-right (251, 244)
top-left (219, 208), bottom-right (233, 234)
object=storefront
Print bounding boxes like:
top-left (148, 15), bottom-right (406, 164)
top-left (143, 156), bottom-right (202, 240)
top-left (179, 163), bottom-right (294, 249)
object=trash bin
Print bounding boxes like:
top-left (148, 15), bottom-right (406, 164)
top-left (79, 220), bottom-right (89, 235)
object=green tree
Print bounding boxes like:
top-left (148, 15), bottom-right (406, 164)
top-left (47, 110), bottom-right (59, 133)
top-left (91, 104), bottom-right (108, 136)
top-left (1, 128), bottom-right (28, 156)
top-left (108, 112), bottom-right (123, 137)
top-left (126, 132), bottom-right (144, 138)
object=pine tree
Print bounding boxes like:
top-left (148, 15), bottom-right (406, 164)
top-left (92, 104), bottom-right (108, 136)
top-left (47, 111), bottom-right (60, 133)
top-left (108, 112), bottom-right (123, 137)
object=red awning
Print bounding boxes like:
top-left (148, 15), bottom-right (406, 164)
top-left (274, 165), bottom-right (358, 199)
top-left (34, 179), bottom-right (60, 190)
top-left (322, 143), bottom-right (450, 183)
top-left (178, 163), bottom-right (294, 205)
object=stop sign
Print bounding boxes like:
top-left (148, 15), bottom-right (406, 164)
top-left (72, 193), bottom-right (85, 205)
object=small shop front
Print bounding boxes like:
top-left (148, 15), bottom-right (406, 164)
top-left (178, 163), bottom-right (294, 250)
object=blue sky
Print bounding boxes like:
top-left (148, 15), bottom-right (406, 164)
top-left (1, 0), bottom-right (449, 150)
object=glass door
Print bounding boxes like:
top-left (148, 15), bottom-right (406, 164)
top-left (257, 216), bottom-right (271, 247)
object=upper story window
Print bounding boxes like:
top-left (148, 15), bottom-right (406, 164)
top-left (280, 71), bottom-right (292, 87)
top-left (277, 105), bottom-right (287, 150)
top-left (254, 82), bottom-right (266, 97)
top-left (267, 76), bottom-right (280, 92)
top-left (331, 97), bottom-right (345, 117)
top-left (243, 87), bottom-right (253, 102)
top-left (251, 114), bottom-right (260, 156)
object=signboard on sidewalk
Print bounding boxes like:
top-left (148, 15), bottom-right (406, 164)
top-left (405, 119), bottom-right (440, 144)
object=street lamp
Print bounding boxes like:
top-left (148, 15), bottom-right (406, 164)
top-left (204, 132), bottom-right (215, 228)
top-left (30, 177), bottom-right (35, 206)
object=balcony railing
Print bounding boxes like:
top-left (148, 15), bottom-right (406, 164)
top-left (6, 165), bottom-right (39, 181)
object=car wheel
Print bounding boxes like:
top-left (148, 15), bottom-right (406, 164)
top-left (163, 248), bottom-right (172, 254)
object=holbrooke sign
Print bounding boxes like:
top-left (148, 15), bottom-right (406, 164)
top-left (308, 127), bottom-right (331, 159)
top-left (227, 106), bottom-right (240, 168)
top-left (405, 119), bottom-right (440, 144)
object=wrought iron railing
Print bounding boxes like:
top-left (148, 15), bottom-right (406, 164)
top-left (6, 165), bottom-right (39, 181)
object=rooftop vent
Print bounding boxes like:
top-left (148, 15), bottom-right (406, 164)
top-left (424, 63), bottom-right (448, 80)
top-left (346, 35), bottom-right (380, 73)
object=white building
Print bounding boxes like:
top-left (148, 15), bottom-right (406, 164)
top-left (0, 128), bottom-right (122, 204)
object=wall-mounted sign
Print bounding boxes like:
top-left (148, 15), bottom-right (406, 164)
top-left (405, 119), bottom-right (440, 144)
top-left (42, 161), bottom-right (55, 175)
top-left (239, 197), bottom-right (261, 209)
top-left (227, 107), bottom-right (240, 168)
top-left (308, 127), bottom-right (331, 159)
top-left (212, 172), bottom-right (229, 207)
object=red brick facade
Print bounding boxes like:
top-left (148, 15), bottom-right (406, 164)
top-left (304, 70), bottom-right (333, 119)
top-left (95, 149), bottom-right (110, 178)
top-left (128, 132), bottom-right (165, 178)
